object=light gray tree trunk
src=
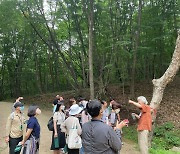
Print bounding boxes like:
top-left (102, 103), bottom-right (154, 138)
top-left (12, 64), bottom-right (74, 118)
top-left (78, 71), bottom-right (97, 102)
top-left (148, 31), bottom-right (180, 146)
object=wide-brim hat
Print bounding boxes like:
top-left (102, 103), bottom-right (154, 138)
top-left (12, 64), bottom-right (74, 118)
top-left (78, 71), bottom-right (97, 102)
top-left (69, 104), bottom-right (83, 116)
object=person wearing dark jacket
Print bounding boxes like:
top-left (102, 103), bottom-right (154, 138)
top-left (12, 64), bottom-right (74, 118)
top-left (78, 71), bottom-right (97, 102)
top-left (82, 100), bottom-right (127, 154)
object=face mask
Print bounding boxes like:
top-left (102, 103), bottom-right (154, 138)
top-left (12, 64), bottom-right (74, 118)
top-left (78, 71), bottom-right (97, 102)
top-left (20, 106), bottom-right (24, 112)
top-left (60, 105), bottom-right (65, 110)
top-left (36, 108), bottom-right (41, 115)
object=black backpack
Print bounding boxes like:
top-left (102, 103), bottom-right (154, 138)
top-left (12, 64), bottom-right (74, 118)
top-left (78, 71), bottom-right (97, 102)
top-left (47, 117), bottom-right (54, 131)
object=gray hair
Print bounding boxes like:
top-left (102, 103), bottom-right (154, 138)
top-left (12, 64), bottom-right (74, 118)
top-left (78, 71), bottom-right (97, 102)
top-left (137, 96), bottom-right (148, 105)
top-left (27, 105), bottom-right (39, 117)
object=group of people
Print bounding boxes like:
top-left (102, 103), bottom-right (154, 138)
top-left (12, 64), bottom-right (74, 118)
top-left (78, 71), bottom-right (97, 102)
top-left (5, 95), bottom-right (152, 154)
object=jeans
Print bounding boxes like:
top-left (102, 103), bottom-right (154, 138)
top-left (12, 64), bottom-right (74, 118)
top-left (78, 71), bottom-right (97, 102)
top-left (80, 146), bottom-right (84, 154)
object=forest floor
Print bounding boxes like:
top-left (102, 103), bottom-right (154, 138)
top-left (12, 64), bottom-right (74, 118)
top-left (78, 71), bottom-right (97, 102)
top-left (0, 101), bottom-right (140, 154)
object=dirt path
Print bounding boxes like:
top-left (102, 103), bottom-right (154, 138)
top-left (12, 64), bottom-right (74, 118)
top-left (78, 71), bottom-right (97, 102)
top-left (0, 101), bottom-right (140, 154)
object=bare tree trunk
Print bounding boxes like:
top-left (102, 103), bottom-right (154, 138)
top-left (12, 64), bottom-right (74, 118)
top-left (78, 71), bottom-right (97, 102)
top-left (130, 0), bottom-right (142, 98)
top-left (33, 44), bottom-right (43, 94)
top-left (88, 0), bottom-right (95, 99)
top-left (148, 31), bottom-right (180, 146)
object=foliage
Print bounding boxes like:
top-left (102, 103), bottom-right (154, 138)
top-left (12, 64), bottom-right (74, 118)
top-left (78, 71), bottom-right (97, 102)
top-left (123, 125), bottom-right (138, 143)
top-left (152, 122), bottom-right (180, 150)
top-left (123, 123), bottom-right (180, 153)
top-left (149, 149), bottom-right (180, 154)
top-left (0, 0), bottom-right (179, 99)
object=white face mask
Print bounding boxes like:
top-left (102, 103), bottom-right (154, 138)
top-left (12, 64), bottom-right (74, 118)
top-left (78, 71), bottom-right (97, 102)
top-left (60, 105), bottom-right (65, 110)
top-left (36, 108), bottom-right (41, 115)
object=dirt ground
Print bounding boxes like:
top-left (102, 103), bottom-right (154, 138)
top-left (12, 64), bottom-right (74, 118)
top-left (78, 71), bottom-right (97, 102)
top-left (0, 101), bottom-right (140, 154)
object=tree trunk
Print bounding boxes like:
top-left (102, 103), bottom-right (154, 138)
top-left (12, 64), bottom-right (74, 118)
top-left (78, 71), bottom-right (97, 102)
top-left (33, 45), bottom-right (43, 94)
top-left (130, 0), bottom-right (142, 98)
top-left (88, 0), bottom-right (95, 99)
top-left (148, 31), bottom-right (180, 146)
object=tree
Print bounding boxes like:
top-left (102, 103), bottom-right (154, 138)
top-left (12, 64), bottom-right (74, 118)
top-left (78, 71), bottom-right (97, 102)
top-left (149, 31), bottom-right (180, 145)
top-left (0, 0), bottom-right (178, 100)
top-left (130, 0), bottom-right (143, 98)
top-left (88, 0), bottom-right (95, 99)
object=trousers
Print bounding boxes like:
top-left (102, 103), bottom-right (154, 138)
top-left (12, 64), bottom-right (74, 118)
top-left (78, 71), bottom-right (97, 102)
top-left (9, 136), bottom-right (23, 154)
top-left (138, 130), bottom-right (149, 154)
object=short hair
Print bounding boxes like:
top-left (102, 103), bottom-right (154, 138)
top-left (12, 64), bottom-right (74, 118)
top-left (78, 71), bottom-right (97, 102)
top-left (137, 96), bottom-right (148, 105)
top-left (101, 100), bottom-right (106, 105)
top-left (69, 98), bottom-right (76, 105)
top-left (87, 100), bottom-right (102, 118)
top-left (55, 102), bottom-right (63, 112)
top-left (27, 105), bottom-right (39, 117)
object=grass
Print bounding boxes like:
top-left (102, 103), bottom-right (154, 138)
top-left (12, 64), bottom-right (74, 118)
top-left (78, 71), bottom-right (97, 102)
top-left (149, 149), bottom-right (180, 154)
top-left (123, 125), bottom-right (138, 143)
top-left (122, 124), bottom-right (180, 154)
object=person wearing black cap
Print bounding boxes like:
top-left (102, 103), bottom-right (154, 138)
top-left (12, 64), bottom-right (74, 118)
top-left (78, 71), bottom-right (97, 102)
top-left (12, 97), bottom-right (23, 112)
top-left (5, 102), bottom-right (25, 154)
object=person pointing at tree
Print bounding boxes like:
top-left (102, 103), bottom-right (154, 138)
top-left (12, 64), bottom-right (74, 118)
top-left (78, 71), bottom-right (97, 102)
top-left (129, 96), bottom-right (152, 154)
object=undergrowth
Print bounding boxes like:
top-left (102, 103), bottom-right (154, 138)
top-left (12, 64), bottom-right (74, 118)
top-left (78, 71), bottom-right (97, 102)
top-left (123, 122), bottom-right (180, 153)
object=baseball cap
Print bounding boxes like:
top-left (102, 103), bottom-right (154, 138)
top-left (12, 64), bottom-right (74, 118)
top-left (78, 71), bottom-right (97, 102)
top-left (14, 102), bottom-right (23, 108)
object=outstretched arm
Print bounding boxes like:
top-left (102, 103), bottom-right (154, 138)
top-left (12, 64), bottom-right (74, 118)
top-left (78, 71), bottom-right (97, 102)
top-left (129, 100), bottom-right (142, 108)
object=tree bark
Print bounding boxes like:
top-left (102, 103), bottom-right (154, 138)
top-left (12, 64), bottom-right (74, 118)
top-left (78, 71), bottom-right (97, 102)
top-left (148, 31), bottom-right (180, 146)
top-left (88, 0), bottom-right (95, 99)
top-left (33, 43), bottom-right (43, 94)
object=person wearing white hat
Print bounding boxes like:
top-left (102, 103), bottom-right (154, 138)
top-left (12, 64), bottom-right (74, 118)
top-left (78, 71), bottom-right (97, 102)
top-left (61, 104), bottom-right (83, 154)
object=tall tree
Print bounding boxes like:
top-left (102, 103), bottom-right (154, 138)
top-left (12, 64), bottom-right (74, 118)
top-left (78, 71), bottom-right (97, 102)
top-left (88, 0), bottom-right (95, 99)
top-left (130, 0), bottom-right (143, 97)
top-left (148, 31), bottom-right (180, 145)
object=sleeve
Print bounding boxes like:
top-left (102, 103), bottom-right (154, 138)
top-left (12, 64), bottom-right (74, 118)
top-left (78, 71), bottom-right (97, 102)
top-left (140, 103), bottom-right (148, 113)
top-left (108, 127), bottom-right (122, 152)
top-left (81, 111), bottom-right (85, 125)
top-left (6, 115), bottom-right (12, 136)
top-left (53, 100), bottom-right (58, 105)
top-left (76, 118), bottom-right (82, 135)
top-left (27, 119), bottom-right (35, 129)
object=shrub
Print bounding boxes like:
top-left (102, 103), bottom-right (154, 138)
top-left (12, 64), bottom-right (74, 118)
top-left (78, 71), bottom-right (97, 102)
top-left (152, 122), bottom-right (180, 150)
top-left (154, 122), bottom-right (174, 137)
top-left (149, 148), bottom-right (180, 154)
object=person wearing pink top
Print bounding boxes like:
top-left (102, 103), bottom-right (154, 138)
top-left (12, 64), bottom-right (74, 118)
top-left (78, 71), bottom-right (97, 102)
top-left (81, 108), bottom-right (91, 125)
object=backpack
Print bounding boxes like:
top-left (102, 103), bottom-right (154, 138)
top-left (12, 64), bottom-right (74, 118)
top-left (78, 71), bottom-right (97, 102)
top-left (47, 112), bottom-right (57, 131)
top-left (47, 117), bottom-right (54, 131)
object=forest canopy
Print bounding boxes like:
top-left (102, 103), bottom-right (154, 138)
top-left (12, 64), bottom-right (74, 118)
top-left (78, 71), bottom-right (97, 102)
top-left (0, 0), bottom-right (179, 99)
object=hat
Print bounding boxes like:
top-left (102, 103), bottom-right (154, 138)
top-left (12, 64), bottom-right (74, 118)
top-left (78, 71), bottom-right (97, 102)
top-left (14, 102), bottom-right (23, 108)
top-left (69, 104), bottom-right (83, 116)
